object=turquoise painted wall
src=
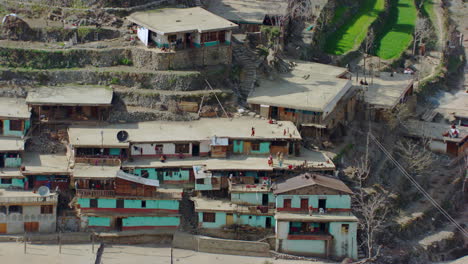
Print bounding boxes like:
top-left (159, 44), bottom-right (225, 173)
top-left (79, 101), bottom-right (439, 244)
top-left (276, 195), bottom-right (351, 209)
top-left (2, 120), bottom-right (28, 137)
top-left (282, 240), bottom-right (326, 255)
top-left (204, 41), bottom-right (220, 47)
top-left (195, 177), bottom-right (214, 191)
top-left (88, 216), bottom-right (111, 227)
top-left (4, 156), bottom-right (21, 168)
top-left (251, 142), bottom-right (271, 154)
top-left (198, 212), bottom-right (226, 228)
top-left (134, 168), bottom-right (190, 182)
top-left (231, 192), bottom-right (274, 205)
top-left (233, 140), bottom-right (244, 153)
top-left (98, 199), bottom-right (116, 208)
top-left (78, 198), bottom-right (179, 210)
top-left (245, 171), bottom-right (258, 177)
top-left (109, 148), bottom-right (121, 155)
top-left (329, 222), bottom-right (358, 259)
top-left (123, 216), bottom-right (180, 227)
top-left (235, 215), bottom-right (275, 228)
top-left (78, 198), bottom-right (90, 208)
top-left (124, 199), bottom-right (179, 210)
top-left (0, 178), bottom-right (24, 188)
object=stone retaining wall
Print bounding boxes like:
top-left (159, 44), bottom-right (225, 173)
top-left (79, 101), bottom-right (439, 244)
top-left (173, 231), bottom-right (270, 257)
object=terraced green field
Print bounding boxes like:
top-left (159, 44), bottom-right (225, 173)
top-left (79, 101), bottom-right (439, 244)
top-left (374, 0), bottom-right (417, 59)
top-left (325, 0), bottom-right (385, 55)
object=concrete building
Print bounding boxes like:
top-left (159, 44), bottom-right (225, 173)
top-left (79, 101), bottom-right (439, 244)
top-left (26, 86), bottom-right (113, 123)
top-left (247, 61), bottom-right (356, 139)
top-left (128, 7), bottom-right (237, 49)
top-left (72, 164), bottom-right (182, 232)
top-left (403, 120), bottom-right (468, 157)
top-left (0, 97), bottom-right (31, 137)
top-left (273, 173), bottom-right (357, 260)
top-left (362, 72), bottom-right (415, 121)
top-left (0, 137), bottom-right (25, 189)
top-left (0, 189), bottom-right (58, 234)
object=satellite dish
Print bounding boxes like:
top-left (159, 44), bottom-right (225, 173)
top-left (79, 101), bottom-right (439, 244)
top-left (117, 130), bottom-right (129, 142)
top-left (38, 186), bottom-right (50, 197)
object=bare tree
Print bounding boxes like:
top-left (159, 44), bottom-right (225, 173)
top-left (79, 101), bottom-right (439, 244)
top-left (413, 17), bottom-right (431, 55)
top-left (351, 158), bottom-right (390, 259)
top-left (395, 138), bottom-right (435, 174)
top-left (361, 28), bottom-right (375, 82)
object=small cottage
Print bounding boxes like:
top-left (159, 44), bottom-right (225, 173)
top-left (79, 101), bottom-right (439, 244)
top-left (128, 7), bottom-right (238, 49)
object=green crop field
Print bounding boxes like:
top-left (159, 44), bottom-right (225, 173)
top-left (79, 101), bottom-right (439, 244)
top-left (422, 0), bottom-right (436, 27)
top-left (374, 0), bottom-right (417, 59)
top-left (325, 0), bottom-right (385, 55)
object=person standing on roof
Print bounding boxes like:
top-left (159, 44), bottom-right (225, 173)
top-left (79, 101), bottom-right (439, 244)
top-left (449, 125), bottom-right (460, 138)
top-left (251, 127), bottom-right (255, 136)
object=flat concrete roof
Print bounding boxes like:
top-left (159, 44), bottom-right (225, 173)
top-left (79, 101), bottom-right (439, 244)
top-left (206, 0), bottom-right (287, 24)
top-left (403, 120), bottom-right (468, 142)
top-left (72, 164), bottom-right (120, 179)
top-left (363, 72), bottom-right (414, 109)
top-left (248, 61), bottom-right (352, 115)
top-left (0, 137), bottom-right (24, 152)
top-left (22, 152), bottom-right (71, 175)
top-left (0, 189), bottom-right (57, 199)
top-left (192, 197), bottom-right (237, 212)
top-left (275, 212), bottom-right (358, 222)
top-left (68, 117), bottom-right (301, 147)
top-left (26, 86), bottom-right (113, 106)
top-left (435, 90), bottom-right (468, 119)
top-left (127, 7), bottom-right (238, 35)
top-left (122, 148), bottom-right (334, 171)
top-left (229, 183), bottom-right (271, 193)
top-left (0, 97), bottom-right (30, 119)
top-left (0, 168), bottom-right (24, 178)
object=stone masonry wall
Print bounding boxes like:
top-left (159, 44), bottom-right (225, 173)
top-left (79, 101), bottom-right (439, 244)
top-left (132, 45), bottom-right (233, 71)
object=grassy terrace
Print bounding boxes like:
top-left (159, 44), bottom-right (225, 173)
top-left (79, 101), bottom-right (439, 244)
top-left (375, 0), bottom-right (417, 59)
top-left (422, 0), bottom-right (436, 26)
top-left (325, 0), bottom-right (385, 55)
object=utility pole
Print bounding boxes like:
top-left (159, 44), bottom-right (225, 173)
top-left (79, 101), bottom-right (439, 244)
top-left (23, 232), bottom-right (27, 254)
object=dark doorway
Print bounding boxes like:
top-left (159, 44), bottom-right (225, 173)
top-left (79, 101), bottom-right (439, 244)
top-left (0, 155), bottom-right (4, 168)
top-left (219, 31), bottom-right (226, 43)
top-left (300, 198), bottom-right (308, 210)
top-left (262, 194), bottom-right (269, 206)
top-left (116, 218), bottom-right (123, 231)
top-left (318, 199), bottom-right (327, 210)
top-left (271, 106), bottom-right (279, 119)
top-left (0, 120), bottom-right (3, 134)
top-left (192, 144), bottom-right (200, 156)
top-left (265, 217), bottom-right (272, 228)
top-left (185, 33), bottom-right (192, 48)
top-left (27, 176), bottom-right (34, 190)
top-left (319, 223), bottom-right (327, 232)
top-left (288, 142), bottom-right (294, 155)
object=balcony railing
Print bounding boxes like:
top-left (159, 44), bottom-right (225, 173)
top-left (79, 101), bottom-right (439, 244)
top-left (287, 233), bottom-right (333, 240)
top-left (75, 157), bottom-right (121, 166)
top-left (75, 189), bottom-right (181, 200)
top-left (0, 194), bottom-right (58, 204)
top-left (76, 189), bottom-right (115, 197)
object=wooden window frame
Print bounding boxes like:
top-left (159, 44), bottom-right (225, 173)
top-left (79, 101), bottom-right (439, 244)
top-left (40, 205), bottom-right (54, 214)
top-left (202, 212), bottom-right (216, 223)
top-left (283, 198), bottom-right (292, 208)
top-left (251, 142), bottom-right (260, 151)
top-left (0, 178), bottom-right (12, 184)
top-left (175, 143), bottom-right (190, 154)
top-left (9, 120), bottom-right (22, 131)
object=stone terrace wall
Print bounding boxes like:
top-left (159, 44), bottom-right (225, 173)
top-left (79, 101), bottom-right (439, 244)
top-left (173, 231), bottom-right (270, 257)
top-left (132, 45), bottom-right (233, 71)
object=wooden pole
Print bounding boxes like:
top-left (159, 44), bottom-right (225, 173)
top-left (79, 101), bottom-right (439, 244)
top-left (23, 232), bottom-right (27, 254)
top-left (92, 234), bottom-right (95, 253)
top-left (204, 79), bottom-right (229, 118)
top-left (59, 231), bottom-right (62, 254)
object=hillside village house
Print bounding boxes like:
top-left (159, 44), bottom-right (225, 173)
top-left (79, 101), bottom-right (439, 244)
top-left (128, 7), bottom-right (238, 49)
top-left (0, 189), bottom-right (58, 234)
top-left (68, 119), bottom-right (335, 191)
top-left (26, 86), bottom-right (113, 123)
top-left (273, 173), bottom-right (357, 259)
top-left (22, 153), bottom-right (70, 191)
top-left (362, 72), bottom-right (415, 121)
top-left (248, 61), bottom-right (356, 139)
top-left (72, 164), bottom-right (182, 232)
top-left (0, 137), bottom-right (24, 183)
top-left (403, 120), bottom-right (468, 157)
top-left (0, 97), bottom-right (31, 137)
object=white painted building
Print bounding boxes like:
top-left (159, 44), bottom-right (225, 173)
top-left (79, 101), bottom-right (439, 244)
top-left (0, 190), bottom-right (58, 234)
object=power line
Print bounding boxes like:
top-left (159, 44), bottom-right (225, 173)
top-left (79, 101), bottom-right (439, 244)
top-left (368, 132), bottom-right (468, 237)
